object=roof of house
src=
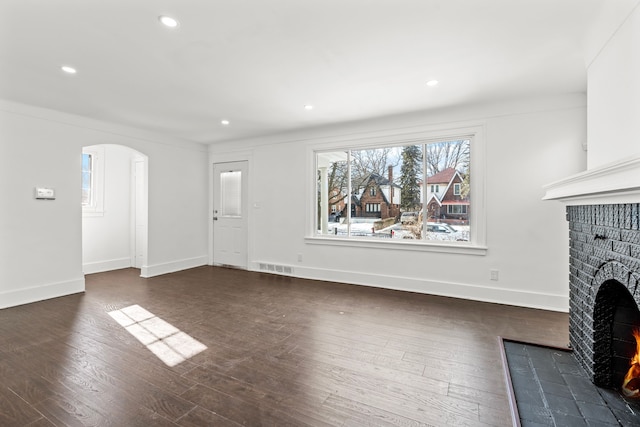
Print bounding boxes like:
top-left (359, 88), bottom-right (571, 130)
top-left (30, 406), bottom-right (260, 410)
top-left (367, 173), bottom-right (401, 188)
top-left (426, 167), bottom-right (458, 184)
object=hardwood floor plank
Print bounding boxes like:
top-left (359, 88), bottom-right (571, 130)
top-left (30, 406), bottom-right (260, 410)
top-left (181, 383), bottom-right (314, 426)
top-left (0, 267), bottom-right (570, 426)
top-left (33, 396), bottom-right (111, 427)
top-left (175, 406), bottom-right (242, 427)
top-left (24, 416), bottom-right (57, 427)
top-left (0, 386), bottom-right (44, 426)
top-left (324, 394), bottom-right (431, 427)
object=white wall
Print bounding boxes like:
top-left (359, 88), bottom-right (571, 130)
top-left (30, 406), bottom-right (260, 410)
top-left (210, 94), bottom-right (587, 311)
top-left (0, 100), bottom-right (209, 309)
top-left (587, 1), bottom-right (640, 168)
top-left (82, 144), bottom-right (136, 274)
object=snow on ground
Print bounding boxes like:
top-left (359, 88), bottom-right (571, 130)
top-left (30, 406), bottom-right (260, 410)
top-left (325, 220), bottom-right (470, 241)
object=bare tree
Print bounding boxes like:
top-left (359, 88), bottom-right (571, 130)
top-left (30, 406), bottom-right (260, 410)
top-left (327, 161), bottom-right (348, 207)
top-left (350, 148), bottom-right (396, 191)
top-left (425, 140), bottom-right (470, 176)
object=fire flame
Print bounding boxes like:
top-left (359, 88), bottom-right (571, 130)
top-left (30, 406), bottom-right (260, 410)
top-left (622, 329), bottom-right (640, 398)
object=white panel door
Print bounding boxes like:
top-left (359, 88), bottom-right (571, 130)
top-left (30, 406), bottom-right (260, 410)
top-left (213, 161), bottom-right (248, 268)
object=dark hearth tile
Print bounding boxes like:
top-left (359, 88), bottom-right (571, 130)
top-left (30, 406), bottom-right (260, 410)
top-left (597, 388), bottom-right (640, 425)
top-left (546, 394), bottom-right (582, 418)
top-left (556, 361), bottom-right (585, 376)
top-left (575, 400), bottom-right (618, 425)
top-left (535, 366), bottom-right (566, 385)
top-left (550, 349), bottom-right (575, 364)
top-left (504, 340), bottom-right (528, 356)
top-left (506, 353), bottom-right (532, 376)
top-left (510, 373), bottom-right (545, 407)
top-left (504, 340), bottom-right (640, 427)
top-left (551, 413), bottom-right (588, 427)
top-left (526, 345), bottom-right (555, 363)
top-left (517, 401), bottom-right (553, 425)
top-left (617, 414), bottom-right (640, 427)
top-left (538, 379), bottom-right (574, 399)
top-left (563, 374), bottom-right (607, 405)
top-left (585, 419), bottom-right (622, 427)
top-left (521, 421), bottom-right (553, 427)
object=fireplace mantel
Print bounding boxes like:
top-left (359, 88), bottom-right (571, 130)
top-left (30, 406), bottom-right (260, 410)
top-left (543, 155), bottom-right (640, 205)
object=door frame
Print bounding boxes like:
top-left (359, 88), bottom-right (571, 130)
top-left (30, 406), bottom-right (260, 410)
top-left (209, 152), bottom-right (252, 268)
top-left (130, 155), bottom-right (148, 270)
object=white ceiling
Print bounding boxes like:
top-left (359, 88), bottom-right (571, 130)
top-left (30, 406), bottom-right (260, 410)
top-left (0, 0), bottom-right (606, 144)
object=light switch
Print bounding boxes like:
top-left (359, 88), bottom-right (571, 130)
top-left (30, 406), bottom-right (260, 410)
top-left (35, 187), bottom-right (55, 200)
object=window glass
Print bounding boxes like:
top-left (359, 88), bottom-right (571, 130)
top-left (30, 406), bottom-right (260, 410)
top-left (220, 171), bottom-right (242, 217)
top-left (81, 153), bottom-right (92, 206)
top-left (316, 138), bottom-right (470, 243)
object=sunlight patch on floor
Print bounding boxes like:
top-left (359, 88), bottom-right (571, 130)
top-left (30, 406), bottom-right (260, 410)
top-left (108, 304), bottom-right (207, 367)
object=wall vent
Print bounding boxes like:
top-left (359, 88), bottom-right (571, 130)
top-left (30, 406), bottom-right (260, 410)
top-left (258, 263), bottom-right (294, 275)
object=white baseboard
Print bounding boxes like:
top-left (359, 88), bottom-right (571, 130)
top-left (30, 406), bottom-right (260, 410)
top-left (0, 278), bottom-right (85, 309)
top-left (250, 263), bottom-right (569, 312)
top-left (83, 258), bottom-right (132, 275)
top-left (141, 256), bottom-right (208, 278)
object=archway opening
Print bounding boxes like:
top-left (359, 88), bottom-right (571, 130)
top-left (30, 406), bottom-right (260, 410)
top-left (81, 144), bottom-right (148, 274)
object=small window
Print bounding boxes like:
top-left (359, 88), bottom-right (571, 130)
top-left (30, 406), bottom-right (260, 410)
top-left (82, 146), bottom-right (105, 216)
top-left (220, 170), bottom-right (242, 217)
top-left (447, 205), bottom-right (468, 214)
top-left (370, 187), bottom-right (376, 196)
top-left (81, 153), bottom-right (93, 206)
top-left (365, 203), bottom-right (380, 213)
top-left (454, 183), bottom-right (461, 195)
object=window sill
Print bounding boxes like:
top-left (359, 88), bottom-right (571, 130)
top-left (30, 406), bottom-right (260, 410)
top-left (305, 236), bottom-right (487, 256)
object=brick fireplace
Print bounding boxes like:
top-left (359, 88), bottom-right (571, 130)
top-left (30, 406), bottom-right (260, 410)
top-left (567, 203), bottom-right (640, 389)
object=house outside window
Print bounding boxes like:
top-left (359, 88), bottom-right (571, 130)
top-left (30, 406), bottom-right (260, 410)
top-left (315, 127), bottom-right (482, 248)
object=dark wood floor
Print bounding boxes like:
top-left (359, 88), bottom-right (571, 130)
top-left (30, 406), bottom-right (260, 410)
top-left (0, 267), bottom-right (569, 426)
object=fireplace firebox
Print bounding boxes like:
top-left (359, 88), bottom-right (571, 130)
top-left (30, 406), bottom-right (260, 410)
top-left (567, 203), bottom-right (640, 393)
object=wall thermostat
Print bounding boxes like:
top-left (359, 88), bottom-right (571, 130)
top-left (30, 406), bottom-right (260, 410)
top-left (35, 187), bottom-right (56, 200)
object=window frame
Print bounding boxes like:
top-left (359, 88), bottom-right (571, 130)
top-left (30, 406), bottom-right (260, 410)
top-left (447, 204), bottom-right (468, 214)
top-left (306, 123), bottom-right (487, 255)
top-left (81, 152), bottom-right (94, 207)
top-left (82, 146), bottom-right (105, 217)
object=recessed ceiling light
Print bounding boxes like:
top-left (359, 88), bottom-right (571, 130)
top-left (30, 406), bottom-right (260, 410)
top-left (426, 80), bottom-right (439, 87)
top-left (61, 65), bottom-right (77, 74)
top-left (221, 119), bottom-right (230, 126)
top-left (159, 15), bottom-right (179, 28)
top-left (304, 105), bottom-right (314, 110)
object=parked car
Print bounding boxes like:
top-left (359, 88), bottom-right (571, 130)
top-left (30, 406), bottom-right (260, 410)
top-left (400, 211), bottom-right (418, 224)
top-left (425, 222), bottom-right (468, 241)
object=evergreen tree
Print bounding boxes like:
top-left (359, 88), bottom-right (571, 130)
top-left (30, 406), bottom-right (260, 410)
top-left (400, 145), bottom-right (422, 211)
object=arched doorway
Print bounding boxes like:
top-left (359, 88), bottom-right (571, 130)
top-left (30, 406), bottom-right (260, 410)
top-left (81, 144), bottom-right (148, 274)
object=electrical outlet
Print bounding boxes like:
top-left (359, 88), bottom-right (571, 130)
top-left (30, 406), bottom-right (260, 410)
top-left (490, 269), bottom-right (499, 281)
